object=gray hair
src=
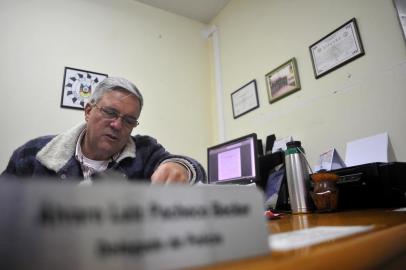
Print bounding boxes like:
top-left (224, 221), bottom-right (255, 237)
top-left (89, 77), bottom-right (143, 109)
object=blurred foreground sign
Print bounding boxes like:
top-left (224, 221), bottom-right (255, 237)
top-left (0, 181), bottom-right (269, 270)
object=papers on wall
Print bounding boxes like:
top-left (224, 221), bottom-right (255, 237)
top-left (269, 225), bottom-right (373, 251)
top-left (272, 136), bottom-right (293, 153)
top-left (345, 132), bottom-right (389, 166)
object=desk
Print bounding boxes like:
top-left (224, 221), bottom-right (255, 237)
top-left (195, 209), bottom-right (406, 270)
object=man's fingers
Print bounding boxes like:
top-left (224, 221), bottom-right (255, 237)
top-left (151, 169), bottom-right (167, 184)
top-left (151, 162), bottom-right (189, 184)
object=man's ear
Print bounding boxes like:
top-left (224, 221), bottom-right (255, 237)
top-left (84, 103), bottom-right (92, 122)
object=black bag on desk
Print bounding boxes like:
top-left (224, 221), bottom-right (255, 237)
top-left (258, 151), bottom-right (290, 211)
top-left (330, 162), bottom-right (406, 209)
top-left (263, 165), bottom-right (290, 211)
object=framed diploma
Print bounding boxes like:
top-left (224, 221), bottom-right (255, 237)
top-left (231, 80), bottom-right (259, 119)
top-left (309, 18), bottom-right (365, 79)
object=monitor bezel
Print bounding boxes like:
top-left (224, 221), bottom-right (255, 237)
top-left (207, 133), bottom-right (260, 185)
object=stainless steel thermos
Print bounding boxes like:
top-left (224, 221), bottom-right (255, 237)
top-left (285, 141), bottom-right (312, 214)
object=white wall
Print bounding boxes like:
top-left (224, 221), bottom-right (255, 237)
top-left (211, 0), bottom-right (406, 167)
top-left (0, 0), bottom-right (212, 170)
top-left (2, 0), bottom-right (406, 173)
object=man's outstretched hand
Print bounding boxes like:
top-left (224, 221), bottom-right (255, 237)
top-left (151, 162), bottom-right (189, 184)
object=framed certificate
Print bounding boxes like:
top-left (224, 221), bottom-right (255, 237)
top-left (394, 0), bottom-right (406, 42)
top-left (309, 18), bottom-right (365, 79)
top-left (231, 80), bottom-right (259, 119)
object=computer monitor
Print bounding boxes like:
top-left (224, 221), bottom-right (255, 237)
top-left (207, 133), bottom-right (259, 185)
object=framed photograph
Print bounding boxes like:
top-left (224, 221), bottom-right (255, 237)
top-left (309, 18), bottom-right (365, 79)
top-left (394, 0), bottom-right (406, 42)
top-left (231, 79), bottom-right (259, 119)
top-left (60, 67), bottom-right (108, 110)
top-left (266, 58), bottom-right (301, 103)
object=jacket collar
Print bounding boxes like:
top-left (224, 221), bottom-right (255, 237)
top-left (36, 122), bottom-right (136, 172)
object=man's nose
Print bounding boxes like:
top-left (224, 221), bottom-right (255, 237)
top-left (109, 117), bottom-right (124, 129)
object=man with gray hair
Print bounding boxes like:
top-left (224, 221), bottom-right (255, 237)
top-left (1, 77), bottom-right (206, 184)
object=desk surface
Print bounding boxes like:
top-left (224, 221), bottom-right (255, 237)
top-left (195, 208), bottom-right (406, 270)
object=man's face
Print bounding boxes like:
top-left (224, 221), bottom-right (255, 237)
top-left (83, 90), bottom-right (141, 160)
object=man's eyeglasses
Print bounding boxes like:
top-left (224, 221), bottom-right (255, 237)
top-left (93, 104), bottom-right (139, 128)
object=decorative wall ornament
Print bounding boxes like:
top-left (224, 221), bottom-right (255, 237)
top-left (60, 67), bottom-right (108, 110)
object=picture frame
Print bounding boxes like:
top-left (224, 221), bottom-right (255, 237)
top-left (60, 67), bottom-right (108, 110)
top-left (309, 18), bottom-right (365, 79)
top-left (394, 0), bottom-right (406, 42)
top-left (266, 58), bottom-right (301, 103)
top-left (231, 79), bottom-right (259, 119)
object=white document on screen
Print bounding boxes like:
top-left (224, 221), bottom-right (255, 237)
top-left (218, 147), bottom-right (242, 180)
top-left (0, 181), bottom-right (269, 270)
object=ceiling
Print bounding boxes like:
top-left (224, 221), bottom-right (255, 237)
top-left (133, 0), bottom-right (231, 24)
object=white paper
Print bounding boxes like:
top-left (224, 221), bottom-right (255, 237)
top-left (269, 226), bottom-right (373, 251)
top-left (331, 149), bottom-right (346, 169)
top-left (316, 148), bottom-right (346, 171)
top-left (272, 136), bottom-right (293, 153)
top-left (345, 132), bottom-right (389, 167)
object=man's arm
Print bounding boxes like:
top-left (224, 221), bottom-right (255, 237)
top-left (133, 135), bottom-right (206, 184)
top-left (1, 136), bottom-right (53, 179)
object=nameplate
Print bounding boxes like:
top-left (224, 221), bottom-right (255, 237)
top-left (0, 181), bottom-right (269, 269)
top-left (318, 148), bottom-right (346, 171)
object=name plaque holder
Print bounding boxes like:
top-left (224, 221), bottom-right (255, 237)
top-left (0, 181), bottom-right (269, 270)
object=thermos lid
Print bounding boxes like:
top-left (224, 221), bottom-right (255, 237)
top-left (286, 141), bottom-right (301, 148)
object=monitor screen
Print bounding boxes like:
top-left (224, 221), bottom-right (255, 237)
top-left (207, 133), bottom-right (259, 185)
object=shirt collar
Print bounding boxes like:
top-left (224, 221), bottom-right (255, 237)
top-left (75, 129), bottom-right (136, 164)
